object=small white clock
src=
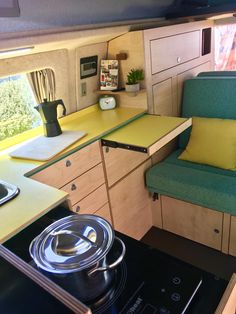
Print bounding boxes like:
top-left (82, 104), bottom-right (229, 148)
top-left (99, 95), bottom-right (116, 110)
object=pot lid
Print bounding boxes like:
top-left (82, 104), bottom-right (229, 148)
top-left (29, 214), bottom-right (114, 274)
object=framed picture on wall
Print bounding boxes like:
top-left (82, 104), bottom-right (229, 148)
top-left (0, 0), bottom-right (20, 17)
top-left (100, 60), bottom-right (118, 90)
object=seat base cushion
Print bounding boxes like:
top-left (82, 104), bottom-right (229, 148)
top-left (145, 150), bottom-right (236, 215)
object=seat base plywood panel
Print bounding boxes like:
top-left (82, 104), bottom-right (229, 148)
top-left (109, 160), bottom-right (152, 240)
top-left (161, 196), bottom-right (223, 250)
top-left (229, 216), bottom-right (236, 257)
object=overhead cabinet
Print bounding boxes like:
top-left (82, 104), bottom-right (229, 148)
top-left (143, 20), bottom-right (214, 115)
top-left (150, 30), bottom-right (200, 74)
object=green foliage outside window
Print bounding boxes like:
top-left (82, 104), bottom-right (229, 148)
top-left (0, 75), bottom-right (41, 141)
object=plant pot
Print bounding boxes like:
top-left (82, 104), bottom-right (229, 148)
top-left (125, 83), bottom-right (140, 96)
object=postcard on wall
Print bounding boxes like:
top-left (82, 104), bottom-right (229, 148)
top-left (100, 60), bottom-right (118, 90)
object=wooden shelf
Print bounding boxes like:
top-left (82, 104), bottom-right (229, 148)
top-left (95, 89), bottom-right (146, 95)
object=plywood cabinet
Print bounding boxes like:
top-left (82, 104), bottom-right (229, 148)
top-left (62, 163), bottom-right (105, 206)
top-left (109, 159), bottom-right (152, 240)
top-left (144, 20), bottom-right (214, 115)
top-left (150, 30), bottom-right (200, 74)
top-left (161, 196), bottom-right (223, 250)
top-left (31, 141), bottom-right (102, 188)
top-left (31, 140), bottom-right (111, 223)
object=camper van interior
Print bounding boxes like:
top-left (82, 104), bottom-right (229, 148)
top-left (1, 0), bottom-right (236, 313)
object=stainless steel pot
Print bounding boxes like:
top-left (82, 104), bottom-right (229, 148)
top-left (29, 214), bottom-right (126, 302)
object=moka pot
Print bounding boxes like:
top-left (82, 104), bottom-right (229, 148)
top-left (35, 98), bottom-right (66, 137)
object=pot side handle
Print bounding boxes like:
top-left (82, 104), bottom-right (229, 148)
top-left (88, 236), bottom-right (126, 277)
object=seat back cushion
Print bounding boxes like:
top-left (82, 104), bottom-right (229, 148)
top-left (198, 71), bottom-right (236, 77)
top-left (178, 117), bottom-right (236, 170)
top-left (179, 77), bottom-right (236, 148)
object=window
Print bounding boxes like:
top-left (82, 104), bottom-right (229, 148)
top-left (215, 24), bottom-right (236, 70)
top-left (0, 74), bottom-right (41, 141)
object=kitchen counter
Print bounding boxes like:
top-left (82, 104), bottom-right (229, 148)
top-left (0, 105), bottom-right (145, 243)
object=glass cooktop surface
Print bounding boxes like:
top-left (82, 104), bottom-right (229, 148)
top-left (4, 207), bottom-right (227, 314)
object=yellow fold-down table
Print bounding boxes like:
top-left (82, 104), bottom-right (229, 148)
top-left (102, 115), bottom-right (192, 155)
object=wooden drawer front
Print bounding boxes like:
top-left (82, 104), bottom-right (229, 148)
top-left (62, 163), bottom-right (105, 206)
top-left (161, 196), bottom-right (223, 250)
top-left (31, 141), bottom-right (101, 188)
top-left (109, 160), bottom-right (152, 240)
top-left (229, 216), bottom-right (236, 256)
top-left (72, 184), bottom-right (108, 214)
top-left (95, 203), bottom-right (112, 225)
top-left (151, 31), bottom-right (200, 74)
top-left (103, 146), bottom-right (148, 187)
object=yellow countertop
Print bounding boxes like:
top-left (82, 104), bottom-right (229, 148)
top-left (0, 105), bottom-right (145, 243)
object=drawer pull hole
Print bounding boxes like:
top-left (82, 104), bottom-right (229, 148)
top-left (75, 205), bottom-right (80, 213)
top-left (214, 229), bottom-right (220, 234)
top-left (71, 184), bottom-right (77, 191)
top-left (65, 160), bottom-right (72, 167)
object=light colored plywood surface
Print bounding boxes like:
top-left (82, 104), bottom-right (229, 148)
top-left (108, 31), bottom-right (145, 89)
top-left (31, 141), bottom-right (102, 188)
top-left (95, 203), bottom-right (112, 225)
top-left (150, 30), bottom-right (200, 74)
top-left (229, 216), bottom-right (236, 257)
top-left (222, 213), bottom-right (231, 254)
top-left (162, 196), bottom-right (223, 250)
top-left (153, 78), bottom-right (173, 116)
top-left (61, 163), bottom-right (105, 206)
top-left (109, 160), bottom-right (152, 240)
top-left (102, 146), bottom-right (148, 187)
top-left (72, 184), bottom-right (108, 215)
top-left (215, 273), bottom-right (236, 314)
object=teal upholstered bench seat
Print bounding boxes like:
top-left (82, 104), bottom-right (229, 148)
top-left (146, 149), bottom-right (236, 215)
top-left (146, 76), bottom-right (236, 218)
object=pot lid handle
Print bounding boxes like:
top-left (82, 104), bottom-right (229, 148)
top-left (51, 229), bottom-right (98, 256)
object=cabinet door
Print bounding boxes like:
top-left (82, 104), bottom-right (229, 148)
top-left (229, 216), bottom-right (236, 257)
top-left (153, 78), bottom-right (173, 116)
top-left (150, 30), bottom-right (200, 74)
top-left (161, 196), bottom-right (223, 250)
top-left (31, 141), bottom-right (102, 188)
top-left (102, 146), bottom-right (148, 187)
top-left (109, 160), bottom-right (152, 240)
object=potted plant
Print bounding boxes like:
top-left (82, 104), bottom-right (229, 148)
top-left (125, 69), bottom-right (144, 95)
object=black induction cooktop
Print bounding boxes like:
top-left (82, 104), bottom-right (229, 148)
top-left (4, 206), bottom-right (227, 314)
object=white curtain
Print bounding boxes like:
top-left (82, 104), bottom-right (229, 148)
top-left (27, 69), bottom-right (56, 103)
